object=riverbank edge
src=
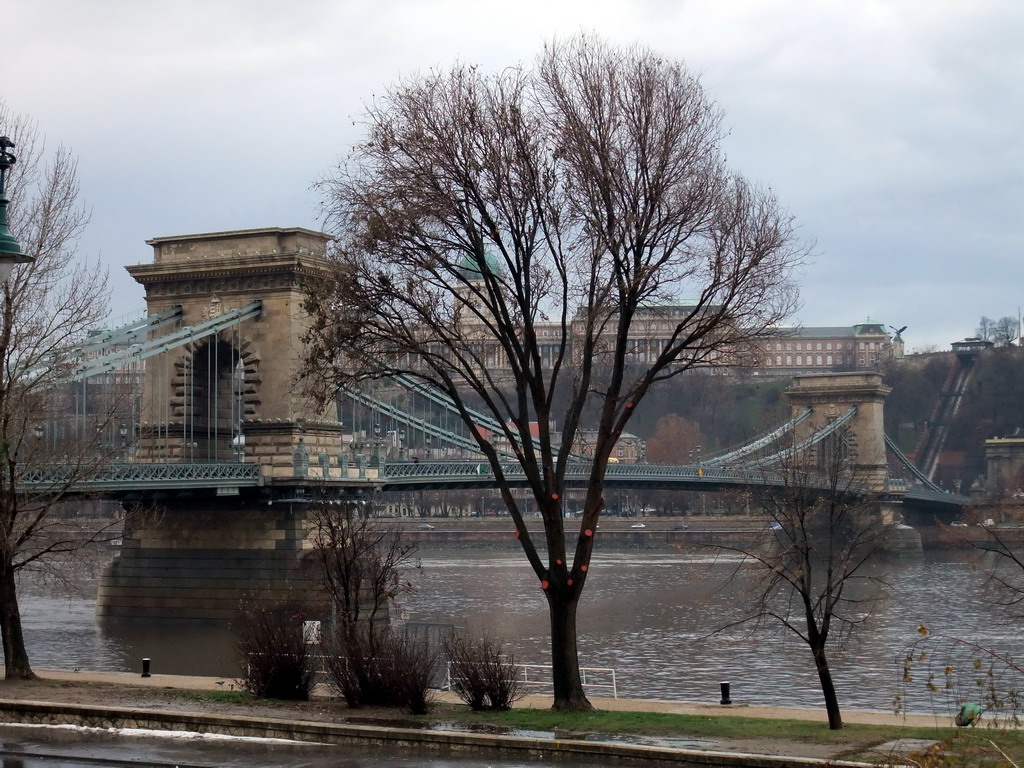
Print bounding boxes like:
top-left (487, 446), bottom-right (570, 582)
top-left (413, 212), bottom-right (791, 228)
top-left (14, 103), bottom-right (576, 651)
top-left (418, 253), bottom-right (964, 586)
top-left (0, 670), bottom-right (955, 768)
top-left (0, 694), bottom-right (876, 768)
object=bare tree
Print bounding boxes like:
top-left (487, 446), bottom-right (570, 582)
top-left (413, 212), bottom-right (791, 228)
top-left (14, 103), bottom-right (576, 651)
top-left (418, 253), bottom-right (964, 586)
top-left (976, 315), bottom-right (996, 342)
top-left (305, 35), bottom-right (804, 710)
top-left (308, 499), bottom-right (432, 711)
top-left (992, 316), bottom-right (1019, 347)
top-left (0, 103), bottom-right (114, 678)
top-left (714, 425), bottom-right (890, 729)
top-left (307, 499), bottom-right (417, 633)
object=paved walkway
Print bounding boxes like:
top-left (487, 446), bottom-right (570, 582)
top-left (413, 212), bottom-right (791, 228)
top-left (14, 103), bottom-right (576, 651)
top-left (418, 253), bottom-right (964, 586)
top-left (34, 668), bottom-right (953, 729)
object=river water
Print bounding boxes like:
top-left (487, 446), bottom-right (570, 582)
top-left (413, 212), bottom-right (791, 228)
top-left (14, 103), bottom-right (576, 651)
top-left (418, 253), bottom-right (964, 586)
top-left (10, 548), bottom-right (1019, 715)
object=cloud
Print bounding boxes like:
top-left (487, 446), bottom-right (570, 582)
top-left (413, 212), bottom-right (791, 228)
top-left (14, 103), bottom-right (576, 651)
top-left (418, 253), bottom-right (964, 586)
top-left (5, 0), bottom-right (1022, 350)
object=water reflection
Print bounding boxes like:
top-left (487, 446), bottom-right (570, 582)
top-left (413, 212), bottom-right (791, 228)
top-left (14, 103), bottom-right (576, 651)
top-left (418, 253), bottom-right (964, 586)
top-left (8, 549), bottom-right (1017, 713)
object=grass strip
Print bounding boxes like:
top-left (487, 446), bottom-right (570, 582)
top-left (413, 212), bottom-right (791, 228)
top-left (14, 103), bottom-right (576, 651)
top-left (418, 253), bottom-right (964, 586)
top-left (435, 707), bottom-right (956, 744)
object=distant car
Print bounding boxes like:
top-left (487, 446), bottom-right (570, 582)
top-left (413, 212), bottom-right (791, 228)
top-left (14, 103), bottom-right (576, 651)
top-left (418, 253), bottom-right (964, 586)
top-left (671, 524), bottom-right (690, 531)
top-left (950, 521), bottom-right (968, 527)
top-left (417, 523), bottom-right (436, 530)
top-left (630, 522), bottom-right (646, 529)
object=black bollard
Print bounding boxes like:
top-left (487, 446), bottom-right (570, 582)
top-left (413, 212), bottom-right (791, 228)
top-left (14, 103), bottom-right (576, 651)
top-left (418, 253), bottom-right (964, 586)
top-left (141, 658), bottom-right (151, 678)
top-left (720, 681), bottom-right (731, 705)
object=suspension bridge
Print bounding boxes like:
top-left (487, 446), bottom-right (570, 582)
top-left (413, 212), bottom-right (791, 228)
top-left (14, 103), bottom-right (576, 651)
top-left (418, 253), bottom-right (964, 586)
top-left (31, 227), bottom-right (964, 621)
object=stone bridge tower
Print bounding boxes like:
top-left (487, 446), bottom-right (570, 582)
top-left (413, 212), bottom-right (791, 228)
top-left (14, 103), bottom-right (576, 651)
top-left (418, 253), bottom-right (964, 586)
top-left (785, 372), bottom-right (892, 491)
top-left (127, 227), bottom-right (343, 476)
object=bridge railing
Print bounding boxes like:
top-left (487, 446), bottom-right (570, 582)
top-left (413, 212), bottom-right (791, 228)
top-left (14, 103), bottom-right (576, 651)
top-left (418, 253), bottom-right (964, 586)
top-left (382, 459), bottom-right (768, 484)
top-left (20, 462), bottom-right (263, 491)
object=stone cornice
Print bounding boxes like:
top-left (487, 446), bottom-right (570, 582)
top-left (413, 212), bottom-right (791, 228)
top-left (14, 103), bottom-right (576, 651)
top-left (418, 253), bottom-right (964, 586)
top-left (145, 226), bottom-right (329, 247)
top-left (127, 253), bottom-right (332, 287)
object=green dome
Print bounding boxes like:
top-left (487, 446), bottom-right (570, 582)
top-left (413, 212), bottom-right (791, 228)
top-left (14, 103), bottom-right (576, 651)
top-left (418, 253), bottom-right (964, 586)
top-left (854, 318), bottom-right (886, 335)
top-left (456, 249), bottom-right (504, 281)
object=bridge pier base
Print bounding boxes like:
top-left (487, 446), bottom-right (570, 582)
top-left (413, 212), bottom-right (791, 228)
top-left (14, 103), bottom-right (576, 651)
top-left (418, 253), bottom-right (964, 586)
top-left (884, 522), bottom-right (923, 556)
top-left (97, 499), bottom-right (321, 623)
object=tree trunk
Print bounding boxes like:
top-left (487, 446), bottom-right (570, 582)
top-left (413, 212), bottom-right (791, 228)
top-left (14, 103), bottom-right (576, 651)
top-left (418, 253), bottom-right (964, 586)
top-left (547, 588), bottom-right (593, 711)
top-left (0, 562), bottom-right (33, 679)
top-left (813, 645), bottom-right (841, 729)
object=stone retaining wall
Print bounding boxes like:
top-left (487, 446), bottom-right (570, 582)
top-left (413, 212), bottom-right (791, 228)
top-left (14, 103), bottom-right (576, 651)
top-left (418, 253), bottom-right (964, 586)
top-left (0, 698), bottom-right (871, 768)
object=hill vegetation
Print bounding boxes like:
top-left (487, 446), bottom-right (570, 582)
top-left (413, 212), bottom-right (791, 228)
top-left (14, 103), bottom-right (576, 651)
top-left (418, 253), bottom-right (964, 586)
top-left (634, 348), bottom-right (1024, 493)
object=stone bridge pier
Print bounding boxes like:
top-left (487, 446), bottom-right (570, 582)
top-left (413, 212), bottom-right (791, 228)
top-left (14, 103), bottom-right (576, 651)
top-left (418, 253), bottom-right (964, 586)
top-left (786, 372), bottom-right (919, 553)
top-left (97, 498), bottom-right (320, 623)
top-left (127, 227), bottom-right (345, 474)
top-left (786, 372), bottom-right (891, 492)
top-left (99, 228), bottom-right (351, 623)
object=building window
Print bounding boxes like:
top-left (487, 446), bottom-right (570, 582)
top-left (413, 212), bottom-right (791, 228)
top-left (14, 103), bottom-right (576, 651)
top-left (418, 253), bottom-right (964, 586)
top-left (776, 343), bottom-right (782, 351)
top-left (816, 343), bottom-right (822, 351)
top-left (826, 342), bottom-right (833, 351)
top-left (827, 355), bottom-right (833, 365)
top-left (796, 355), bottom-right (802, 365)
top-left (786, 355), bottom-right (792, 365)
top-left (816, 355), bottom-right (822, 365)
top-left (776, 355), bottom-right (782, 366)
top-left (786, 343), bottom-right (792, 351)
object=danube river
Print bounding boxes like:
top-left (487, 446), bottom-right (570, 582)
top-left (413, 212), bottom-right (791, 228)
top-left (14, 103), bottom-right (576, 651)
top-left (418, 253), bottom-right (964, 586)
top-left (11, 547), bottom-right (1019, 715)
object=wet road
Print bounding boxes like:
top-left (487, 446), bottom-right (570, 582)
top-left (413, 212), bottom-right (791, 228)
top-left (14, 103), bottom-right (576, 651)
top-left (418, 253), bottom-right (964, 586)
top-left (0, 725), bottom-right (615, 767)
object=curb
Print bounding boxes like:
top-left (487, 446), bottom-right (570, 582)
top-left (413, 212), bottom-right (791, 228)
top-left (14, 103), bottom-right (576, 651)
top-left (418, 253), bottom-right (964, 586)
top-left (0, 697), bottom-right (875, 768)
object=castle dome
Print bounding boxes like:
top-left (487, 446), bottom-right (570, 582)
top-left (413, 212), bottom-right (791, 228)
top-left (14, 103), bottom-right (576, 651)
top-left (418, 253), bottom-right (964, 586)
top-left (456, 250), bottom-right (504, 281)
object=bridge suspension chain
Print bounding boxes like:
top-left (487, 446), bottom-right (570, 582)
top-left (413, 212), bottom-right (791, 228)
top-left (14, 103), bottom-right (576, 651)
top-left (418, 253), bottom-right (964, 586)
top-left (884, 434), bottom-right (944, 493)
top-left (76, 307), bottom-right (183, 356)
top-left (749, 406), bottom-right (858, 467)
top-left (702, 408), bottom-right (812, 467)
top-left (340, 385), bottom-right (496, 457)
top-left (391, 374), bottom-right (588, 461)
top-left (71, 301), bottom-right (262, 381)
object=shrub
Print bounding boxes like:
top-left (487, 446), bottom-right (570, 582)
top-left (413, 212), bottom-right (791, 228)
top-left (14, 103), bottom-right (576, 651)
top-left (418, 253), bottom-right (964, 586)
top-left (232, 599), bottom-right (316, 700)
top-left (443, 632), bottom-right (523, 711)
top-left (322, 625), bottom-right (437, 713)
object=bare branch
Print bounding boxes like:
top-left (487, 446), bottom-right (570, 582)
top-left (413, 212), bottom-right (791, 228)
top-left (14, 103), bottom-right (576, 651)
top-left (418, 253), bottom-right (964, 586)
top-left (0, 101), bottom-right (112, 679)
top-left (713, 423), bottom-right (892, 728)
top-left (304, 35), bottom-right (806, 710)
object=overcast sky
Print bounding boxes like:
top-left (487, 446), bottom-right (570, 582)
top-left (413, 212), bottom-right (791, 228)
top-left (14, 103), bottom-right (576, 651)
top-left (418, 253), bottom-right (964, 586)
top-left (6, 0), bottom-right (1022, 352)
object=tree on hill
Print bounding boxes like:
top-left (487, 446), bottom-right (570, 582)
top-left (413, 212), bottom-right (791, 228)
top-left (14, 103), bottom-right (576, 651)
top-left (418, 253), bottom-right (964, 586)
top-left (992, 316), bottom-right (1019, 347)
top-left (628, 370), bottom-right (789, 452)
top-left (0, 103), bottom-right (115, 679)
top-left (304, 35), bottom-right (805, 710)
top-left (977, 316), bottom-right (996, 342)
top-left (645, 413), bottom-right (705, 465)
top-left (976, 315), bottom-right (1019, 347)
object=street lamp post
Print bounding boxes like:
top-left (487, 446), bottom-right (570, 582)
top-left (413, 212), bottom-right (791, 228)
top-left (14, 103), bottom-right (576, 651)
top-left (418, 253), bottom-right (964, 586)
top-left (372, 423), bottom-right (383, 467)
top-left (0, 138), bottom-right (36, 281)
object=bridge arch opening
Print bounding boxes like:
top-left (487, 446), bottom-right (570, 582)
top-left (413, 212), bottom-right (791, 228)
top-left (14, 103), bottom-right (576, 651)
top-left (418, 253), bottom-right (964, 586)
top-left (180, 337), bottom-right (245, 462)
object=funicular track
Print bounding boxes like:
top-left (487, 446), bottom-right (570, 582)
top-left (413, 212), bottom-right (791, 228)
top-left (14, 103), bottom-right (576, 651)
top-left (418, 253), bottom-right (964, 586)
top-left (913, 354), bottom-right (976, 482)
